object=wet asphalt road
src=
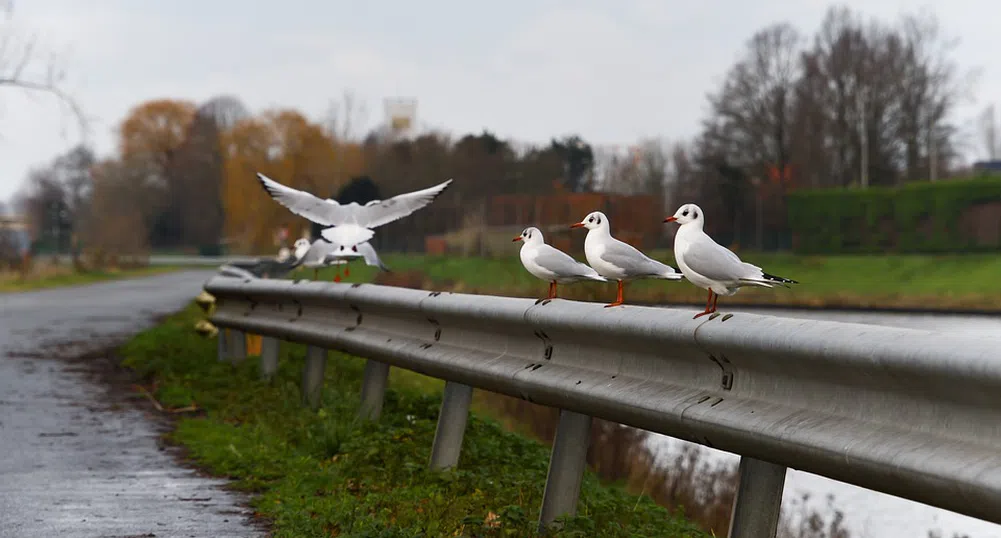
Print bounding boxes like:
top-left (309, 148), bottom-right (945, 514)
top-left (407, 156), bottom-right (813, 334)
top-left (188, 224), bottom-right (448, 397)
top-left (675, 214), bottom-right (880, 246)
top-left (0, 270), bottom-right (264, 538)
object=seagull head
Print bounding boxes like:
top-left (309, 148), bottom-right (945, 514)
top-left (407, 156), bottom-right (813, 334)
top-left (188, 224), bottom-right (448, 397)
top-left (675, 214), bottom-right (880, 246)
top-left (571, 211), bottom-right (609, 232)
top-left (292, 238), bottom-right (312, 260)
top-left (664, 203), bottom-right (704, 227)
top-left (513, 227), bottom-right (543, 245)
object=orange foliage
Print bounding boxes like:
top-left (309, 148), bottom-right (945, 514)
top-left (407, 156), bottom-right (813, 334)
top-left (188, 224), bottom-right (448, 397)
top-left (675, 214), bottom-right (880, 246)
top-left (118, 99), bottom-right (196, 167)
top-left (220, 109), bottom-right (367, 251)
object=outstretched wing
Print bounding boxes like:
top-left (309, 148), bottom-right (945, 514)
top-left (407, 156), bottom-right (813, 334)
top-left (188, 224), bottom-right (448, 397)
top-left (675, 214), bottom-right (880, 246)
top-left (257, 173), bottom-right (345, 226)
top-left (351, 179), bottom-right (454, 228)
top-left (257, 173), bottom-right (453, 229)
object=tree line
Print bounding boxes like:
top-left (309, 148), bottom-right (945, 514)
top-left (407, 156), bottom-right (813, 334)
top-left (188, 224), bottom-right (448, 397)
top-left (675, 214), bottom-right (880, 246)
top-left (8, 5), bottom-right (993, 259)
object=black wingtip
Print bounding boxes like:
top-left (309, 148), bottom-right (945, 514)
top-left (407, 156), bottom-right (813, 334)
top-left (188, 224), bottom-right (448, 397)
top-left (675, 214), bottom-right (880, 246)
top-left (432, 178), bottom-right (454, 201)
top-left (763, 272), bottom-right (798, 285)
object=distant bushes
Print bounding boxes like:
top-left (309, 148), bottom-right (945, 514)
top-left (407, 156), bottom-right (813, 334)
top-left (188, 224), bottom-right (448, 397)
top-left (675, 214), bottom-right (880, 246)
top-left (787, 176), bottom-right (1001, 254)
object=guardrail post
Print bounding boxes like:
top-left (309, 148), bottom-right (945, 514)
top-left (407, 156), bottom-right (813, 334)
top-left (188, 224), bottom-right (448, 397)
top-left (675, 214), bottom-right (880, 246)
top-left (429, 381), bottom-right (473, 470)
top-left (301, 345), bottom-right (327, 410)
top-left (216, 329), bottom-right (228, 362)
top-left (259, 336), bottom-right (280, 380)
top-left (538, 410), bottom-right (593, 532)
top-left (228, 330), bottom-right (247, 363)
top-left (358, 360), bottom-right (390, 420)
top-left (727, 456), bottom-right (787, 538)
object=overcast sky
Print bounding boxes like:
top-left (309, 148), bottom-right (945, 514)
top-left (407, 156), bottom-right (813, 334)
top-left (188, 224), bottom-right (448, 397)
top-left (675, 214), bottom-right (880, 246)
top-left (0, 0), bottom-right (997, 202)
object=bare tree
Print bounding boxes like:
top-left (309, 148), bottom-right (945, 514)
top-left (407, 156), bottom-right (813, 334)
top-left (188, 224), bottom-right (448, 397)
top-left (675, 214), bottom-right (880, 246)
top-left (707, 23), bottom-right (803, 182)
top-left (0, 1), bottom-right (87, 136)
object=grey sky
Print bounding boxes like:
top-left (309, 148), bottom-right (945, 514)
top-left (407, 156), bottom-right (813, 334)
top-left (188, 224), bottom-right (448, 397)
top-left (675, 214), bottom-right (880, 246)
top-left (1, 0), bottom-right (997, 201)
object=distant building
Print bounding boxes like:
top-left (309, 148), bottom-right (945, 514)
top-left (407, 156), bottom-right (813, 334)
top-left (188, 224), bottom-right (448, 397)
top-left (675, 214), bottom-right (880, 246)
top-left (973, 160), bottom-right (1001, 172)
top-left (0, 214), bottom-right (31, 260)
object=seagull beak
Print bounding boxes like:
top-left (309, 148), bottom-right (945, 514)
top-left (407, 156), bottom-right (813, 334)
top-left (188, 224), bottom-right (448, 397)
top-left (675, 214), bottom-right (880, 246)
top-left (663, 216), bottom-right (678, 223)
top-left (570, 222), bottom-right (585, 229)
top-left (512, 236), bottom-right (523, 242)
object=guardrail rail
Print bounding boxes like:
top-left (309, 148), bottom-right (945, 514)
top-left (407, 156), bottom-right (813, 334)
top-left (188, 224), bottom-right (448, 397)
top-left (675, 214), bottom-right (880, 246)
top-left (204, 275), bottom-right (1001, 537)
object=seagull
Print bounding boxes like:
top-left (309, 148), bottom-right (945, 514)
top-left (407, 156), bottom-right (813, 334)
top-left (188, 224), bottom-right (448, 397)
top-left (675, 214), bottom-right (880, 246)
top-left (300, 238), bottom-right (389, 281)
top-left (256, 172), bottom-right (452, 250)
top-left (665, 203), bottom-right (798, 319)
top-left (513, 226), bottom-right (606, 300)
top-left (219, 238), bottom-right (311, 279)
top-left (570, 211), bottom-right (683, 307)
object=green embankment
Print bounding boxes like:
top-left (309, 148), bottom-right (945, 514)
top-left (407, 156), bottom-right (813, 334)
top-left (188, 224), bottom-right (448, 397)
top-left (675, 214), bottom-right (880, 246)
top-left (121, 305), bottom-right (708, 537)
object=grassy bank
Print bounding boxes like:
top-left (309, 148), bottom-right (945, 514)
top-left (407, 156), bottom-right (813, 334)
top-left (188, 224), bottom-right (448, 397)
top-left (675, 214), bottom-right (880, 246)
top-left (122, 305), bottom-right (709, 537)
top-left (0, 265), bottom-right (181, 293)
top-left (295, 252), bottom-right (1001, 312)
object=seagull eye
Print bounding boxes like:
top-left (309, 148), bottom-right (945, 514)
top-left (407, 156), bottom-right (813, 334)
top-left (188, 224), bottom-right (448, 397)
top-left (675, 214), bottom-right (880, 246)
top-left (682, 210), bottom-right (689, 217)
top-left (352, 246), bottom-right (358, 252)
top-left (588, 217), bottom-right (594, 223)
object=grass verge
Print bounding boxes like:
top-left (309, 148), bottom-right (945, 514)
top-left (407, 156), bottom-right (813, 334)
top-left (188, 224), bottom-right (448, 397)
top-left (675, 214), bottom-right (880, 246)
top-left (0, 265), bottom-right (180, 293)
top-left (121, 305), bottom-right (709, 537)
top-left (295, 252), bottom-right (1001, 312)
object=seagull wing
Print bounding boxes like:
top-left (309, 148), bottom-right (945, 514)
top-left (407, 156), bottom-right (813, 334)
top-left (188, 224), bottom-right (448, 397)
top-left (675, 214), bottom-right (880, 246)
top-left (683, 237), bottom-right (761, 282)
top-left (356, 242), bottom-right (390, 271)
top-left (256, 173), bottom-right (349, 226)
top-left (601, 240), bottom-right (680, 278)
top-left (535, 245), bottom-right (605, 281)
top-left (350, 179), bottom-right (454, 228)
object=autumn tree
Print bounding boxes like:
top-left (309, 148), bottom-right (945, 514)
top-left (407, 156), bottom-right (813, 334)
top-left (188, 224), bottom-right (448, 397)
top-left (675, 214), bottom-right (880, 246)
top-left (221, 109), bottom-right (343, 251)
top-left (166, 96), bottom-right (248, 252)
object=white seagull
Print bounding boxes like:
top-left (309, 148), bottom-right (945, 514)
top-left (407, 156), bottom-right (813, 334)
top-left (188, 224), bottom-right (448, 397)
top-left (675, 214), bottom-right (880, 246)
top-left (665, 203), bottom-right (797, 319)
top-left (570, 211), bottom-right (683, 307)
top-left (256, 172), bottom-right (453, 250)
top-left (513, 226), bottom-right (606, 300)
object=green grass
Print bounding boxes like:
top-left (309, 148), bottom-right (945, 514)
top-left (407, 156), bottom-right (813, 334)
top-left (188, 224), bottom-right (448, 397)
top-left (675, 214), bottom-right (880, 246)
top-left (294, 251), bottom-right (1001, 311)
top-left (0, 265), bottom-right (182, 293)
top-left (121, 305), bottom-right (708, 537)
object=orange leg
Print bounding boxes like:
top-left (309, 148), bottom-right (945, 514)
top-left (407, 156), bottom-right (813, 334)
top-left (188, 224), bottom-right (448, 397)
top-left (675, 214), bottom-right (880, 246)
top-left (694, 290), bottom-right (716, 319)
top-left (552, 281), bottom-right (559, 299)
top-left (604, 281), bottom-right (624, 308)
top-left (344, 264), bottom-right (350, 277)
top-left (333, 265), bottom-right (342, 283)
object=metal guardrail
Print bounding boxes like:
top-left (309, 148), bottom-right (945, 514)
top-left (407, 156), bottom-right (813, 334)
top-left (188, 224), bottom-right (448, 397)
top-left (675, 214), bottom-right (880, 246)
top-left (204, 275), bottom-right (1001, 536)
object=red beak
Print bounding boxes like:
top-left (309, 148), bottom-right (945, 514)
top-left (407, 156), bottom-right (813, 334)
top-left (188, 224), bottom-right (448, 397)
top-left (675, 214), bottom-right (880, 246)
top-left (512, 236), bottom-right (523, 242)
top-left (570, 222), bottom-right (585, 229)
top-left (663, 216), bottom-right (678, 223)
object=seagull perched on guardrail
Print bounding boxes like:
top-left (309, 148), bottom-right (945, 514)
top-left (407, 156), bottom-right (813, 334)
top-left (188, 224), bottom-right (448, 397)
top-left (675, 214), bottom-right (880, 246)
top-left (665, 203), bottom-right (797, 319)
top-left (571, 211), bottom-right (683, 307)
top-left (255, 172), bottom-right (452, 263)
top-left (513, 226), bottom-right (606, 301)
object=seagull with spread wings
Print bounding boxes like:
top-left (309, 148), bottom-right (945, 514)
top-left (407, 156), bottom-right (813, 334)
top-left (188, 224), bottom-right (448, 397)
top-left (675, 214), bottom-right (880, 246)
top-left (256, 173), bottom-right (452, 253)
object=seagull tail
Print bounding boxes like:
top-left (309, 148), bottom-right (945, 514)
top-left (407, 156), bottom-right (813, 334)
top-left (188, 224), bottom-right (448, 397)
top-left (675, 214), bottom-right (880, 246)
top-left (660, 265), bottom-right (685, 281)
top-left (739, 272), bottom-right (798, 289)
top-left (762, 272), bottom-right (798, 285)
